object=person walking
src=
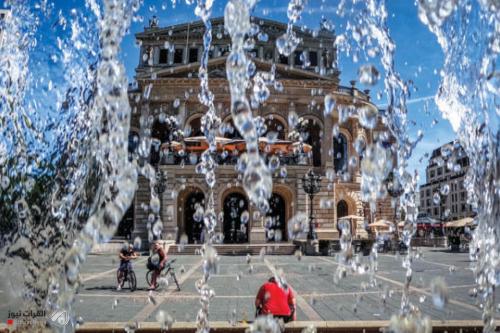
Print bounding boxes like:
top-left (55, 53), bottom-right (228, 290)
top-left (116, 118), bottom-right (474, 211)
top-left (255, 276), bottom-right (296, 322)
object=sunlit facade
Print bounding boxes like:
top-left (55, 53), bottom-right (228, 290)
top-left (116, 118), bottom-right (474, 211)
top-left (125, 17), bottom-right (396, 247)
top-left (419, 141), bottom-right (474, 221)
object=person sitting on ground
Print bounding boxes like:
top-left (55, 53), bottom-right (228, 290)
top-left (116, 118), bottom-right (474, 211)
top-left (255, 276), bottom-right (296, 323)
top-left (148, 241), bottom-right (168, 290)
top-left (117, 243), bottom-right (138, 290)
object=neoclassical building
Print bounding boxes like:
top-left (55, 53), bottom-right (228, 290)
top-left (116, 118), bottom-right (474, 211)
top-left (121, 17), bottom-right (395, 247)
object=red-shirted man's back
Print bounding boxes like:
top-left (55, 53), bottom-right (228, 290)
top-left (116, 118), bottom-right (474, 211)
top-left (255, 277), bottom-right (296, 322)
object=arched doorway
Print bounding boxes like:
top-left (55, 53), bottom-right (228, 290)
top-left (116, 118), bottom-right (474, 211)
top-left (184, 191), bottom-right (205, 244)
top-left (336, 199), bottom-right (349, 236)
top-left (333, 134), bottom-right (348, 172)
top-left (266, 193), bottom-right (287, 242)
top-left (117, 203), bottom-right (134, 239)
top-left (304, 119), bottom-right (322, 167)
top-left (223, 193), bottom-right (249, 243)
top-left (337, 199), bottom-right (348, 218)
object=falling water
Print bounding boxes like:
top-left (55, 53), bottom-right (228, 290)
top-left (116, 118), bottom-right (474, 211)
top-left (193, 1), bottom-right (220, 332)
top-left (0, 0), bottom-right (139, 331)
top-left (0, 0), bottom-right (498, 332)
top-left (417, 1), bottom-right (499, 331)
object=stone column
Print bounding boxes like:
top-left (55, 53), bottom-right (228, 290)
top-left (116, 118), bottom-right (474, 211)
top-left (153, 46), bottom-right (160, 65)
top-left (323, 102), bottom-right (334, 168)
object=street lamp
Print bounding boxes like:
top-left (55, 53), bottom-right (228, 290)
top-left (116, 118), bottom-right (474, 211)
top-left (154, 169), bottom-right (167, 195)
top-left (154, 169), bottom-right (167, 240)
top-left (302, 169), bottom-right (321, 252)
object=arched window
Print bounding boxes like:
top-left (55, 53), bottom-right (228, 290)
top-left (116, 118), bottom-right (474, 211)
top-left (150, 120), bottom-right (172, 164)
top-left (222, 118), bottom-right (243, 139)
top-left (187, 116), bottom-right (203, 137)
top-left (304, 119), bottom-right (322, 167)
top-left (333, 134), bottom-right (348, 172)
top-left (152, 120), bottom-right (172, 143)
top-left (264, 117), bottom-right (286, 140)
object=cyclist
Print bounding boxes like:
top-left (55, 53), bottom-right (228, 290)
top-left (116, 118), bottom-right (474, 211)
top-left (117, 243), bottom-right (138, 290)
top-left (148, 241), bottom-right (168, 290)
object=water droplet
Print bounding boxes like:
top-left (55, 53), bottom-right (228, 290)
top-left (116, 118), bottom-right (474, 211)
top-left (268, 156), bottom-right (280, 171)
top-left (433, 192), bottom-right (441, 204)
top-left (288, 212), bottom-right (309, 240)
top-left (324, 94), bottom-right (335, 116)
top-left (358, 64), bottom-right (380, 86)
top-left (440, 184), bottom-right (450, 195)
top-left (241, 210), bottom-right (250, 224)
top-left (358, 106), bottom-right (379, 129)
top-left (430, 277), bottom-right (448, 309)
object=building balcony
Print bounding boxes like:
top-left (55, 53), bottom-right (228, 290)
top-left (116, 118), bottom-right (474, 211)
top-left (150, 150), bottom-right (311, 167)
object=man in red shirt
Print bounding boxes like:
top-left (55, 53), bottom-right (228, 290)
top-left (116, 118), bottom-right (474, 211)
top-left (255, 277), bottom-right (296, 322)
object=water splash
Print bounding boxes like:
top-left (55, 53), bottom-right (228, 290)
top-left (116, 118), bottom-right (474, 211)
top-left (0, 0), bottom-right (139, 330)
top-left (417, 1), bottom-right (499, 331)
top-left (224, 0), bottom-right (272, 213)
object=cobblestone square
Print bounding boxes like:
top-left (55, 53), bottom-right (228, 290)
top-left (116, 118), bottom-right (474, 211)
top-left (2, 248), bottom-right (493, 325)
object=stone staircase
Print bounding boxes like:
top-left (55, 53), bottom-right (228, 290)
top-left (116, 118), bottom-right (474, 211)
top-left (168, 243), bottom-right (298, 255)
top-left (91, 237), bottom-right (129, 254)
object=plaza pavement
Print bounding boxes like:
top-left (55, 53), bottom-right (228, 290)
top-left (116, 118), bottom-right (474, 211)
top-left (73, 247), bottom-right (498, 324)
top-left (0, 247), bottom-right (498, 330)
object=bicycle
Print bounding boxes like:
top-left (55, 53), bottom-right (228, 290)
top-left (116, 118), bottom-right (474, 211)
top-left (146, 259), bottom-right (181, 291)
top-left (116, 265), bottom-right (137, 291)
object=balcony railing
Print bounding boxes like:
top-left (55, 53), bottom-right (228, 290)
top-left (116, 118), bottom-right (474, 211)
top-left (151, 151), bottom-right (311, 167)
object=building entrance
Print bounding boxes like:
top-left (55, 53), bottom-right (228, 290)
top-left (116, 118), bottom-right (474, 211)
top-left (185, 192), bottom-right (205, 244)
top-left (265, 193), bottom-right (286, 242)
top-left (223, 193), bottom-right (249, 243)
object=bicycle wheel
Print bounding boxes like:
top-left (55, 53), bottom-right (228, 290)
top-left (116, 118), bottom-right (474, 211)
top-left (146, 270), bottom-right (153, 287)
top-left (128, 271), bottom-right (137, 291)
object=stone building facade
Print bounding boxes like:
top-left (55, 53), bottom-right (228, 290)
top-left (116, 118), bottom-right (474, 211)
top-left (123, 17), bottom-right (395, 246)
top-left (419, 141), bottom-right (475, 221)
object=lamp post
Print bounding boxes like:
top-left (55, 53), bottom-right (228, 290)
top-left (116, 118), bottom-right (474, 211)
top-left (154, 168), bottom-right (167, 240)
top-left (302, 169), bottom-right (321, 252)
top-left (154, 169), bottom-right (167, 196)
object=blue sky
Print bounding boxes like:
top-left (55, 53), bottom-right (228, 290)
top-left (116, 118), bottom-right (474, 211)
top-left (1, 0), bottom-right (456, 184)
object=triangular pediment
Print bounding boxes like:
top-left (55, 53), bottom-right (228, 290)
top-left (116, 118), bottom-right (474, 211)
top-left (137, 56), bottom-right (339, 82)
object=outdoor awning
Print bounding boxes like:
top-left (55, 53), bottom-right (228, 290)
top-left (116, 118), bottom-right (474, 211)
top-left (291, 142), bottom-right (312, 153)
top-left (445, 217), bottom-right (474, 228)
top-left (339, 215), bottom-right (364, 220)
top-left (369, 220), bottom-right (393, 228)
top-left (176, 136), bottom-right (312, 155)
top-left (161, 141), bottom-right (183, 151)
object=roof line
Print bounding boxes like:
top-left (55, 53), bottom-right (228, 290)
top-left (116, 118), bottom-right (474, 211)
top-left (136, 56), bottom-right (338, 82)
top-left (135, 16), bottom-right (335, 39)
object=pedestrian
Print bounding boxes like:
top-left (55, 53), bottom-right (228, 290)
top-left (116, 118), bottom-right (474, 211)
top-left (255, 276), bottom-right (296, 323)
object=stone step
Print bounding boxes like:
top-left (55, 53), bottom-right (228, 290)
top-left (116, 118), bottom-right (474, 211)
top-left (168, 243), bottom-right (298, 255)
